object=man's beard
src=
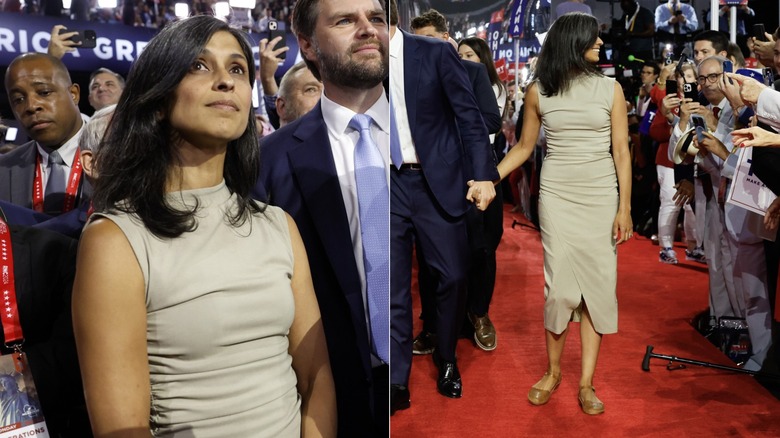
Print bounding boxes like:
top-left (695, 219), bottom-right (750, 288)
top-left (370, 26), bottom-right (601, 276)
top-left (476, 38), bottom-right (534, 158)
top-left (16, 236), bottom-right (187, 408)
top-left (314, 39), bottom-right (388, 89)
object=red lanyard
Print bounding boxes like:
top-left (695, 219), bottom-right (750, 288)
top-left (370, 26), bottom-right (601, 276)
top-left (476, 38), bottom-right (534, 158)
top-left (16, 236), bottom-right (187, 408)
top-left (0, 218), bottom-right (24, 348)
top-left (32, 151), bottom-right (83, 214)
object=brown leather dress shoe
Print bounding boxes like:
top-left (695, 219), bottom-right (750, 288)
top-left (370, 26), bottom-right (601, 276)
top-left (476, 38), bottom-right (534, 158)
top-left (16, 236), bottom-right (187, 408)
top-left (469, 312), bottom-right (497, 351)
top-left (412, 331), bottom-right (437, 355)
top-left (578, 386), bottom-right (605, 415)
top-left (527, 372), bottom-right (561, 406)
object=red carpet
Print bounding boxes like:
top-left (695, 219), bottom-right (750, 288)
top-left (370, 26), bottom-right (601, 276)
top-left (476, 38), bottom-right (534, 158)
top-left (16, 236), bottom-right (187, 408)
top-left (391, 205), bottom-right (780, 436)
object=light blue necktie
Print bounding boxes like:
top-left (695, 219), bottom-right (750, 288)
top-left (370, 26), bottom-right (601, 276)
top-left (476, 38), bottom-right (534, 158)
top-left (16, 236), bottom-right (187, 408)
top-left (350, 113), bottom-right (390, 363)
top-left (389, 99), bottom-right (404, 168)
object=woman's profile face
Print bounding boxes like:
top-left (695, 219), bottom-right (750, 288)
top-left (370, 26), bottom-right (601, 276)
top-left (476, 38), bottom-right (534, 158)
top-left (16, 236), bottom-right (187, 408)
top-left (583, 36), bottom-right (603, 64)
top-left (168, 31), bottom-right (252, 149)
top-left (458, 44), bottom-right (481, 64)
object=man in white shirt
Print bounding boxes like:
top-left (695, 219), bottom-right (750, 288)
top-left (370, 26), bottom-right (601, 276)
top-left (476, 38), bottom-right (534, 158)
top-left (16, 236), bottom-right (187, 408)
top-left (253, 0), bottom-right (390, 434)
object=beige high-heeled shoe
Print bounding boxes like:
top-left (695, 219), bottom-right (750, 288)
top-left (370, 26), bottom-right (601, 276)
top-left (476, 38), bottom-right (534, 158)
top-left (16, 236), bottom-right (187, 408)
top-left (578, 386), bottom-right (605, 415)
top-left (527, 372), bottom-right (561, 406)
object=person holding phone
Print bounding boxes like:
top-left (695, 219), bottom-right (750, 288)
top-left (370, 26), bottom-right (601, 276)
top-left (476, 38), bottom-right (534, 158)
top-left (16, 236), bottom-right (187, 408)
top-left (655, 0), bottom-right (698, 55)
top-left (655, 0), bottom-right (698, 35)
top-left (649, 61), bottom-right (704, 264)
top-left (747, 25), bottom-right (777, 70)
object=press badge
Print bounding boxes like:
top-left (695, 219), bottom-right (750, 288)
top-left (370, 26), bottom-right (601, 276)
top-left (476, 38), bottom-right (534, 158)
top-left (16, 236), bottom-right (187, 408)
top-left (0, 218), bottom-right (49, 437)
top-left (0, 352), bottom-right (49, 437)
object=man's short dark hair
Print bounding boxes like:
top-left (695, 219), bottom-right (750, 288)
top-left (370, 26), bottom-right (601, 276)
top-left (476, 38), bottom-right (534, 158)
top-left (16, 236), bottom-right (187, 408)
top-left (410, 9), bottom-right (448, 33)
top-left (694, 30), bottom-right (729, 54)
top-left (642, 61), bottom-right (660, 76)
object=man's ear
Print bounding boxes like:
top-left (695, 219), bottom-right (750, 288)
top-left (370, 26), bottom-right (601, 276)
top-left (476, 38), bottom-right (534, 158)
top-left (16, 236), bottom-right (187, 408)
top-left (70, 83), bottom-right (80, 104)
top-left (298, 35), bottom-right (317, 64)
top-left (276, 96), bottom-right (287, 120)
top-left (80, 150), bottom-right (95, 178)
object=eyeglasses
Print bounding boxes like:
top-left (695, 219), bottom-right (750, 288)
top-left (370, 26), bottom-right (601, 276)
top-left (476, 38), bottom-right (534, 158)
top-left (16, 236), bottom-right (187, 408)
top-left (696, 73), bottom-right (723, 85)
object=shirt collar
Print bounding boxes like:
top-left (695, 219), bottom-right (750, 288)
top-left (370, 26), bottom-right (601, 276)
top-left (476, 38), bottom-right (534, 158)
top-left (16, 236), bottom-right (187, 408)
top-left (390, 27), bottom-right (403, 60)
top-left (36, 121), bottom-right (85, 168)
top-left (320, 91), bottom-right (389, 137)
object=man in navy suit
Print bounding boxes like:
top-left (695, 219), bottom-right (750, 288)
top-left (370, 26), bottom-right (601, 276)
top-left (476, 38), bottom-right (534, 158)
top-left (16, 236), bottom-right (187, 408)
top-left (409, 7), bottom-right (503, 357)
top-left (1, 53), bottom-right (90, 216)
top-left (388, 0), bottom-right (498, 412)
top-left (253, 0), bottom-right (389, 435)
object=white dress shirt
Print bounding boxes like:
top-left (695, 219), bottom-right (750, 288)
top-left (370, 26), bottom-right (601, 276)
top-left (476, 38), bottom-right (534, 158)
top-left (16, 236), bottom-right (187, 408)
top-left (389, 29), bottom-right (419, 164)
top-left (320, 91), bottom-right (389, 361)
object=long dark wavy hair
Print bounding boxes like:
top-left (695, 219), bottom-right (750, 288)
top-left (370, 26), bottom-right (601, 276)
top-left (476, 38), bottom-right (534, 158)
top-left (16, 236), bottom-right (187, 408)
top-left (93, 15), bottom-right (262, 239)
top-left (535, 12), bottom-right (601, 97)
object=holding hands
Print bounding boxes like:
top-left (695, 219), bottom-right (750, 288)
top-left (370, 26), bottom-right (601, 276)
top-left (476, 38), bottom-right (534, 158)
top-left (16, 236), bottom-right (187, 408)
top-left (466, 180), bottom-right (497, 211)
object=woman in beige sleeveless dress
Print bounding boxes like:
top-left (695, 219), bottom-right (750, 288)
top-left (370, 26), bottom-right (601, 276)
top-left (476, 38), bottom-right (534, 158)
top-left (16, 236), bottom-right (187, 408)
top-left (71, 16), bottom-right (336, 436)
top-left (484, 13), bottom-right (632, 415)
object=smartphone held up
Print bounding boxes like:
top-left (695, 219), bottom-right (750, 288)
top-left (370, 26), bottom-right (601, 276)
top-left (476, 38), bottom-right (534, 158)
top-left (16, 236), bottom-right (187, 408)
top-left (265, 20), bottom-right (287, 60)
top-left (58, 28), bottom-right (97, 49)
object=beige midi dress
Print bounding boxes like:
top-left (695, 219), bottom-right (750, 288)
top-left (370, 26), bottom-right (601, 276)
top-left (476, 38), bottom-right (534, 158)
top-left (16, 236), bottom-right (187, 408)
top-left (537, 74), bottom-right (619, 335)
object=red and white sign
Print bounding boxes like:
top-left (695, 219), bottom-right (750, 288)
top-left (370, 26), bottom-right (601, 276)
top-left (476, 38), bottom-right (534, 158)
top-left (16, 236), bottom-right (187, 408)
top-left (495, 58), bottom-right (509, 82)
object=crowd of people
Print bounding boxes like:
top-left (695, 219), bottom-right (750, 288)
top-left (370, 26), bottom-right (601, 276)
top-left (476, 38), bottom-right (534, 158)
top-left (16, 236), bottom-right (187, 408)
top-left (0, 0), bottom-right (294, 32)
top-left (0, 0), bottom-right (779, 436)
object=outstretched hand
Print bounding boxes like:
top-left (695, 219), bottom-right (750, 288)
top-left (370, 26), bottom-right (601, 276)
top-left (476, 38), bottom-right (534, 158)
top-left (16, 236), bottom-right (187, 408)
top-left (725, 72), bottom-right (767, 107)
top-left (732, 126), bottom-right (780, 148)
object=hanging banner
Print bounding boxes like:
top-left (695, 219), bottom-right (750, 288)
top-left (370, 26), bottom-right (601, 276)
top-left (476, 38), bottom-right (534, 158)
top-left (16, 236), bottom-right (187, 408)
top-left (487, 9), bottom-right (504, 54)
top-left (493, 40), bottom-right (541, 64)
top-left (508, 0), bottom-right (529, 37)
top-left (0, 13), bottom-right (299, 76)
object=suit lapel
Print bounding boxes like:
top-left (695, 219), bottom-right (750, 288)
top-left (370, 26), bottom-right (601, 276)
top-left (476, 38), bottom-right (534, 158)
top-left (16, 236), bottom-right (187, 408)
top-left (288, 107), bottom-right (364, 304)
top-left (11, 144), bottom-right (37, 209)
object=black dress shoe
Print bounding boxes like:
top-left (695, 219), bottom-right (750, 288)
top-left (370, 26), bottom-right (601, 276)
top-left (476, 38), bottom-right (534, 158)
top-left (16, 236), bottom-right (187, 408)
top-left (390, 384), bottom-right (410, 415)
top-left (412, 330), bottom-right (437, 355)
top-left (432, 353), bottom-right (462, 398)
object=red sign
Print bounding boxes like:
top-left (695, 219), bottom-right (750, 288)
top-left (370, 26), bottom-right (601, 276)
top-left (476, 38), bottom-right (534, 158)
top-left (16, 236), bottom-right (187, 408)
top-left (495, 58), bottom-right (509, 82)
